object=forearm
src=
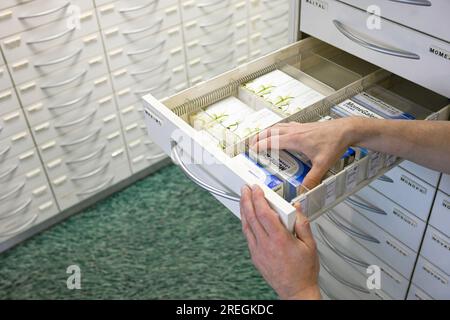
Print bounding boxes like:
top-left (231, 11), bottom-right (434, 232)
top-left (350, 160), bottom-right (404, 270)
top-left (345, 118), bottom-right (450, 174)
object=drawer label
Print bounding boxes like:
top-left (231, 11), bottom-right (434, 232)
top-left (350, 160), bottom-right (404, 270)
top-left (400, 174), bottom-right (427, 195)
top-left (429, 46), bottom-right (450, 62)
top-left (442, 199), bottom-right (450, 211)
top-left (305, 0), bottom-right (328, 10)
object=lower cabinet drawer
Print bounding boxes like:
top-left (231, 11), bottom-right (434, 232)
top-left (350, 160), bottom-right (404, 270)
top-left (412, 256), bottom-right (450, 300)
top-left (300, 0), bottom-right (450, 97)
top-left (420, 225), bottom-right (450, 274)
top-left (399, 161), bottom-right (441, 187)
top-left (313, 215), bottom-right (409, 299)
top-left (406, 284), bottom-right (433, 301)
top-left (370, 166), bottom-right (436, 222)
top-left (429, 191), bottom-right (450, 237)
top-left (0, 148), bottom-right (42, 186)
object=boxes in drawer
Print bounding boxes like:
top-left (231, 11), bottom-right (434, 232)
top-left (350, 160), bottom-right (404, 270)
top-left (421, 225), bottom-right (450, 274)
top-left (370, 166), bottom-right (437, 222)
top-left (400, 161), bottom-right (441, 187)
top-left (429, 190), bottom-right (450, 237)
top-left (412, 256), bottom-right (450, 300)
top-left (300, 0), bottom-right (450, 97)
top-left (440, 174), bottom-right (450, 195)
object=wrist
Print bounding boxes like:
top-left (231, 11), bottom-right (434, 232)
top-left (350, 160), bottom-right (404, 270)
top-left (341, 117), bottom-right (366, 147)
top-left (283, 285), bottom-right (322, 300)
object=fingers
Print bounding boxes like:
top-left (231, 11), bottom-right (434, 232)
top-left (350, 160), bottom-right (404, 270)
top-left (293, 203), bottom-right (316, 250)
top-left (301, 165), bottom-right (327, 191)
top-left (240, 204), bottom-right (256, 249)
top-left (250, 125), bottom-right (289, 150)
top-left (240, 185), bottom-right (267, 242)
top-left (251, 185), bottom-right (285, 235)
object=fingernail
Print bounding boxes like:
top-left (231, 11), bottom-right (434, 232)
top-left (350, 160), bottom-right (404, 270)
top-left (251, 184), bottom-right (259, 191)
top-left (241, 185), bottom-right (249, 194)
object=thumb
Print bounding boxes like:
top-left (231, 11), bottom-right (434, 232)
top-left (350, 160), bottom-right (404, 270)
top-left (294, 203), bottom-right (316, 249)
top-left (301, 165), bottom-right (327, 192)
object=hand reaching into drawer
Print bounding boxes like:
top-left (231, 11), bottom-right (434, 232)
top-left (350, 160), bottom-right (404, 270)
top-left (240, 184), bottom-right (321, 300)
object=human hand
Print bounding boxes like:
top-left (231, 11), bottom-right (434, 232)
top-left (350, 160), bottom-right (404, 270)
top-left (250, 117), bottom-right (359, 190)
top-left (240, 184), bottom-right (321, 300)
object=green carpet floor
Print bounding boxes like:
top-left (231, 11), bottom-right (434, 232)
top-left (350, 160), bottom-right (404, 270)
top-left (0, 165), bottom-right (276, 299)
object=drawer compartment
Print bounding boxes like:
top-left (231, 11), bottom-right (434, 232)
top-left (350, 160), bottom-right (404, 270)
top-left (300, 0), bottom-right (450, 97)
top-left (421, 225), bottom-right (450, 273)
top-left (429, 190), bottom-right (450, 237)
top-left (412, 256), bottom-right (450, 299)
top-left (339, 0), bottom-right (450, 42)
top-left (399, 160), bottom-right (441, 187)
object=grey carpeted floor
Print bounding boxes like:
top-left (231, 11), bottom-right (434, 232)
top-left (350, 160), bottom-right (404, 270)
top-left (0, 165), bottom-right (276, 299)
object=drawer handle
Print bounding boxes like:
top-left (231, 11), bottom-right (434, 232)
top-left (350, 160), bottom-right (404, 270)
top-left (389, 0), bottom-right (432, 6)
top-left (40, 69), bottom-right (88, 90)
top-left (54, 109), bottom-right (97, 129)
top-left (203, 52), bottom-right (234, 66)
top-left (171, 141), bottom-right (240, 202)
top-left (262, 10), bottom-right (288, 22)
top-left (0, 182), bottom-right (25, 202)
top-left (76, 176), bottom-right (115, 197)
top-left (332, 20), bottom-right (420, 60)
top-left (34, 48), bottom-right (83, 68)
top-left (122, 18), bottom-right (164, 36)
top-left (345, 196), bottom-right (387, 215)
top-left (262, 27), bottom-right (288, 40)
top-left (134, 78), bottom-right (171, 95)
top-left (197, 0), bottom-right (224, 8)
top-left (0, 214), bottom-right (38, 239)
top-left (129, 60), bottom-right (169, 76)
top-left (199, 13), bottom-right (233, 28)
top-left (27, 26), bottom-right (76, 45)
top-left (0, 145), bottom-right (11, 159)
top-left (70, 162), bottom-right (110, 181)
top-left (118, 0), bottom-right (156, 13)
top-left (65, 143), bottom-right (107, 166)
top-left (0, 164), bottom-right (19, 181)
top-left (126, 40), bottom-right (166, 56)
top-left (318, 251), bottom-right (370, 294)
top-left (48, 90), bottom-right (93, 110)
top-left (60, 127), bottom-right (102, 148)
top-left (18, 2), bottom-right (70, 19)
top-left (146, 153), bottom-right (166, 161)
top-left (316, 224), bottom-right (370, 268)
top-left (327, 211), bottom-right (380, 244)
top-left (200, 32), bottom-right (234, 47)
top-left (0, 198), bottom-right (32, 221)
top-left (377, 174), bottom-right (394, 183)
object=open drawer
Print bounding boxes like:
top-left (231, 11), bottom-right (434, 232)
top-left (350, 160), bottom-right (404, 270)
top-left (142, 37), bottom-right (450, 232)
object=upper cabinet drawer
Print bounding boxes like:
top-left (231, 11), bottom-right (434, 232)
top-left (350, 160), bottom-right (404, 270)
top-left (300, 0), bottom-right (450, 97)
top-left (181, 0), bottom-right (245, 21)
top-left (339, 0), bottom-right (450, 42)
top-left (142, 37), bottom-right (449, 231)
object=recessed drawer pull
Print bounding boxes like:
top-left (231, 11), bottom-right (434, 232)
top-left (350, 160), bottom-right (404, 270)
top-left (0, 164), bottom-right (18, 181)
top-left (129, 60), bottom-right (169, 76)
top-left (0, 145), bottom-right (11, 159)
top-left (345, 197), bottom-right (387, 215)
top-left (199, 14), bottom-right (233, 28)
top-left (197, 0), bottom-right (224, 8)
top-left (26, 26), bottom-right (76, 45)
top-left (0, 182), bottom-right (25, 202)
top-left (389, 0), bottom-right (432, 6)
top-left (70, 162), bottom-right (110, 181)
top-left (65, 144), bottom-right (107, 165)
top-left (34, 48), bottom-right (83, 68)
top-left (146, 153), bottom-right (166, 161)
top-left (48, 90), bottom-right (93, 110)
top-left (377, 175), bottom-right (394, 183)
top-left (318, 251), bottom-right (370, 294)
top-left (332, 20), bottom-right (420, 60)
top-left (172, 141), bottom-right (240, 202)
top-left (203, 52), bottom-right (234, 66)
top-left (317, 224), bottom-right (370, 268)
top-left (118, 0), bottom-right (156, 13)
top-left (262, 27), bottom-right (288, 40)
top-left (0, 214), bottom-right (38, 238)
top-left (200, 32), bottom-right (233, 47)
top-left (134, 78), bottom-right (171, 95)
top-left (18, 2), bottom-right (70, 19)
top-left (54, 109), bottom-right (97, 129)
top-left (126, 40), bottom-right (166, 56)
top-left (40, 69), bottom-right (88, 90)
top-left (327, 212), bottom-right (381, 244)
top-left (262, 10), bottom-right (288, 22)
top-left (60, 128), bottom-right (102, 148)
top-left (122, 18), bottom-right (163, 35)
top-left (76, 176), bottom-right (114, 196)
top-left (0, 198), bottom-right (32, 221)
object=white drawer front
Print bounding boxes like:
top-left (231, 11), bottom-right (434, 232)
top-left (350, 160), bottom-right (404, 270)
top-left (421, 225), bottom-right (450, 274)
top-left (313, 219), bottom-right (403, 299)
top-left (128, 138), bottom-right (166, 173)
top-left (339, 0), bottom-right (450, 42)
top-left (429, 190), bottom-right (450, 237)
top-left (97, 0), bottom-right (179, 29)
top-left (1, 10), bottom-right (99, 62)
top-left (412, 256), bottom-right (450, 300)
top-left (351, 186), bottom-right (426, 251)
top-left (0, 130), bottom-right (34, 164)
top-left (181, 0), bottom-right (245, 21)
top-left (0, 148), bottom-right (41, 187)
top-left (8, 32), bottom-right (104, 86)
top-left (0, 65), bottom-right (13, 91)
top-left (370, 166), bottom-right (436, 222)
top-left (406, 284), bottom-right (433, 300)
top-left (0, 109), bottom-right (28, 142)
top-left (123, 119), bottom-right (148, 143)
top-left (399, 161), bottom-right (441, 187)
top-left (0, 0), bottom-right (94, 39)
top-left (249, 0), bottom-right (290, 14)
top-left (440, 174), bottom-right (450, 195)
top-left (300, 0), bottom-right (450, 97)
top-left (249, 9), bottom-right (290, 37)
top-left (119, 103), bottom-right (145, 127)
top-left (0, 87), bottom-right (21, 115)
top-left (249, 31), bottom-right (290, 58)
